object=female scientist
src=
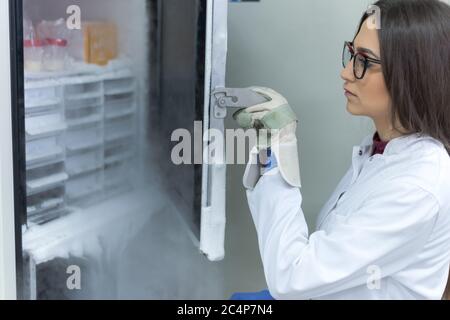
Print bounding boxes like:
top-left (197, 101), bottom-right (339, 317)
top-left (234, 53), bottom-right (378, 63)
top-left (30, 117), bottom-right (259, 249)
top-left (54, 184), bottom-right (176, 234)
top-left (232, 0), bottom-right (450, 299)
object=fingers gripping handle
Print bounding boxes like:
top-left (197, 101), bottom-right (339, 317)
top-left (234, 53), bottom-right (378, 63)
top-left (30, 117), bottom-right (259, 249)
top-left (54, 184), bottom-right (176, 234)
top-left (211, 87), bottom-right (270, 119)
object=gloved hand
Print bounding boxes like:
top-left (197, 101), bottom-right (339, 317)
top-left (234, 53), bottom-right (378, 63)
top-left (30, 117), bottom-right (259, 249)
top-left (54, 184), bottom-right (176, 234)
top-left (233, 87), bottom-right (301, 189)
top-left (230, 289), bottom-right (275, 300)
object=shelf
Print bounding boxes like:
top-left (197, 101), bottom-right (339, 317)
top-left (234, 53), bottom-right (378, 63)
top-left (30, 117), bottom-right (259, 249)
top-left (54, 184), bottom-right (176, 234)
top-left (66, 185), bottom-right (103, 202)
top-left (28, 207), bottom-right (69, 226)
top-left (25, 122), bottom-right (67, 139)
top-left (67, 163), bottom-right (103, 177)
top-left (27, 172), bottom-right (69, 195)
top-left (65, 97), bottom-right (103, 110)
top-left (67, 114), bottom-right (103, 128)
top-left (26, 157), bottom-right (65, 171)
top-left (105, 107), bottom-right (135, 120)
top-left (25, 97), bottom-right (62, 110)
top-left (24, 84), bottom-right (60, 107)
top-left (27, 198), bottom-right (64, 216)
top-left (102, 69), bottom-right (133, 81)
top-left (41, 198), bottom-right (65, 210)
top-left (66, 91), bottom-right (103, 101)
top-left (26, 146), bottom-right (63, 164)
top-left (104, 86), bottom-right (135, 96)
top-left (105, 131), bottom-right (134, 143)
top-left (66, 139), bottom-right (103, 153)
top-left (104, 152), bottom-right (133, 165)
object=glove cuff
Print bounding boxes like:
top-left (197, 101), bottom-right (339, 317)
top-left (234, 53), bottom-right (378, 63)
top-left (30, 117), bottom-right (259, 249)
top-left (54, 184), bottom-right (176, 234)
top-left (271, 138), bottom-right (301, 188)
top-left (243, 139), bottom-right (301, 190)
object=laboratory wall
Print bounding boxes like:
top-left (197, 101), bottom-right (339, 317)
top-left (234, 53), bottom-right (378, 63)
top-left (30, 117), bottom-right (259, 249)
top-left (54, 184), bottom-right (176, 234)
top-left (223, 0), bottom-right (377, 294)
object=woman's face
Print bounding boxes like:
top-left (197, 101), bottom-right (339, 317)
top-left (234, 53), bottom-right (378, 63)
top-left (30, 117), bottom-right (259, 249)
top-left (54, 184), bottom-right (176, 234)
top-left (340, 19), bottom-right (391, 121)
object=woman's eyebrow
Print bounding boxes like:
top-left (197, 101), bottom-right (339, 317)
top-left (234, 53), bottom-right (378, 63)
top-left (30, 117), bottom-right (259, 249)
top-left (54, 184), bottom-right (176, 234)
top-left (356, 46), bottom-right (380, 59)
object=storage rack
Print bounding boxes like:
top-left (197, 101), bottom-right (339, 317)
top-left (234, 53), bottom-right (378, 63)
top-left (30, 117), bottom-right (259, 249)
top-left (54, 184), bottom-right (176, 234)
top-left (25, 79), bottom-right (68, 224)
top-left (24, 66), bottom-right (138, 224)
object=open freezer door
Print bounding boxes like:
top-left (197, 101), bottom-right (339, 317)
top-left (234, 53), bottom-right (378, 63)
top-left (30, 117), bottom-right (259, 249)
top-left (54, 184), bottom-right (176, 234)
top-left (199, 0), bottom-right (228, 261)
top-left (152, 0), bottom-right (228, 261)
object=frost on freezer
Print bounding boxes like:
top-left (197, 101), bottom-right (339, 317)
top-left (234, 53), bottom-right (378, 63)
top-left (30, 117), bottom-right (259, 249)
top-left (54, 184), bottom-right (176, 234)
top-left (22, 190), bottom-right (223, 299)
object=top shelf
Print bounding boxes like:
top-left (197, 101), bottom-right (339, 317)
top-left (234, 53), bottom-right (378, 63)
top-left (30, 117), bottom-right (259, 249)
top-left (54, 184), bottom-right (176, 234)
top-left (24, 59), bottom-right (134, 82)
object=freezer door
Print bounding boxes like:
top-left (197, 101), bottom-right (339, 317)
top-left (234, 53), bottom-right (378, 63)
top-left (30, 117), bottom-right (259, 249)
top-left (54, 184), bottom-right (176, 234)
top-left (155, 0), bottom-right (228, 261)
top-left (199, 0), bottom-right (228, 261)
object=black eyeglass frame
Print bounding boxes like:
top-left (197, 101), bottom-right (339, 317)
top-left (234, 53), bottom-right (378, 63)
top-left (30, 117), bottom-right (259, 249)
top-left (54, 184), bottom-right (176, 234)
top-left (342, 41), bottom-right (382, 79)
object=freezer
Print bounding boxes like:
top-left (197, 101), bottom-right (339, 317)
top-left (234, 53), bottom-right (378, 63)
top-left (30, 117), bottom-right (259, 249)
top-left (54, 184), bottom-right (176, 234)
top-left (0, 0), bottom-right (229, 299)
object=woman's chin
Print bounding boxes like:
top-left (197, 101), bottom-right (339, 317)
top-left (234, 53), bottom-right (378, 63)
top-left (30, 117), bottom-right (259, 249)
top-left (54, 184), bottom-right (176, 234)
top-left (346, 102), bottom-right (363, 116)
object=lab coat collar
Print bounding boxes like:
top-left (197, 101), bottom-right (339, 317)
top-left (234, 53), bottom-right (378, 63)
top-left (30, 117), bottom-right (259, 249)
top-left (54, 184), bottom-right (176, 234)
top-left (349, 132), bottom-right (431, 186)
top-left (357, 132), bottom-right (437, 157)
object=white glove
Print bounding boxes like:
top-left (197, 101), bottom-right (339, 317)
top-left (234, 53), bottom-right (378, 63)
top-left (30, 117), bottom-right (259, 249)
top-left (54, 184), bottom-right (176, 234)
top-left (233, 87), bottom-right (301, 189)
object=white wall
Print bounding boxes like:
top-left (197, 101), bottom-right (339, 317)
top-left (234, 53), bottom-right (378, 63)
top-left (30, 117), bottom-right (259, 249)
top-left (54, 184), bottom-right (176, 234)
top-left (223, 0), bottom-right (376, 293)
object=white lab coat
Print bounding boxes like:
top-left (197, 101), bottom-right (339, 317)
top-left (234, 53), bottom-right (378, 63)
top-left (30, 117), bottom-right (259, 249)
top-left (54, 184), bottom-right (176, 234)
top-left (245, 133), bottom-right (450, 300)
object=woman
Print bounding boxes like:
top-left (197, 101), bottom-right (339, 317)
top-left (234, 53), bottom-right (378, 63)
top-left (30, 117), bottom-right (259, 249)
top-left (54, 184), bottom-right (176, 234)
top-left (233, 0), bottom-right (450, 299)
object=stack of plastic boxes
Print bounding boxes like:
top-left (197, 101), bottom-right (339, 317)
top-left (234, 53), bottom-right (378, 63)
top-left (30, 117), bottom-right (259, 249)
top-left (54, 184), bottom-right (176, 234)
top-left (102, 69), bottom-right (137, 196)
top-left (25, 80), bottom-right (68, 224)
top-left (64, 74), bottom-right (105, 205)
top-left (24, 66), bottom-right (138, 224)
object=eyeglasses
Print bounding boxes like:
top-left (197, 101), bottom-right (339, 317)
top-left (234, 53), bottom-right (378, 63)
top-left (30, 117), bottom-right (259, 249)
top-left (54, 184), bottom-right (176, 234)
top-left (342, 41), bottom-right (381, 80)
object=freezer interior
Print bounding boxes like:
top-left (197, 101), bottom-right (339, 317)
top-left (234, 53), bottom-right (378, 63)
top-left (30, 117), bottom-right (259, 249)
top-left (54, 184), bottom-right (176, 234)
top-left (17, 0), bottom-right (224, 299)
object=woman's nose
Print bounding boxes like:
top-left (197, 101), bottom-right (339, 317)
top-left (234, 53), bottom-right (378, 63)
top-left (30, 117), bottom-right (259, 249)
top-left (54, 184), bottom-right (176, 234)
top-left (340, 60), bottom-right (355, 82)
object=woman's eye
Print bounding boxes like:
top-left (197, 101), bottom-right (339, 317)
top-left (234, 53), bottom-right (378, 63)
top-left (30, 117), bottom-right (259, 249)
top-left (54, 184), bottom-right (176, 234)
top-left (357, 56), bottom-right (365, 63)
top-left (357, 57), bottom-right (372, 68)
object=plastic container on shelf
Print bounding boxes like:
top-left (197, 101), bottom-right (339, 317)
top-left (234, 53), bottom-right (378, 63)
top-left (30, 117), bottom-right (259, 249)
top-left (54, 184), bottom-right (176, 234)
top-left (103, 77), bottom-right (135, 95)
top-left (105, 116), bottom-right (134, 143)
top-left (43, 38), bottom-right (68, 71)
top-left (25, 111), bottom-right (66, 139)
top-left (64, 79), bottom-right (102, 100)
top-left (66, 148), bottom-right (103, 177)
top-left (25, 80), bottom-right (61, 105)
top-left (82, 22), bottom-right (118, 66)
top-left (23, 18), bottom-right (45, 72)
top-left (37, 19), bottom-right (70, 71)
top-left (104, 93), bottom-right (134, 114)
top-left (24, 39), bottom-right (45, 72)
top-left (65, 125), bottom-right (103, 153)
top-left (26, 185), bottom-right (67, 224)
top-left (26, 161), bottom-right (68, 196)
top-left (26, 135), bottom-right (64, 168)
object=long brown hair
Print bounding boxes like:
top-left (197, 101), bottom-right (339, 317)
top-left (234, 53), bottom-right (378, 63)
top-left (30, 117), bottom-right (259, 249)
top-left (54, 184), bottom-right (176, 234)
top-left (355, 0), bottom-right (450, 153)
